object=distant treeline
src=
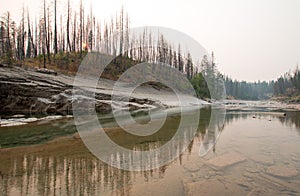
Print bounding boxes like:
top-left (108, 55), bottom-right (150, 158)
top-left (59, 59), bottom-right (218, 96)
top-left (224, 78), bottom-right (274, 100)
top-left (223, 67), bottom-right (300, 100)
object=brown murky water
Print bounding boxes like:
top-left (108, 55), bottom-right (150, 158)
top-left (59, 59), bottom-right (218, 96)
top-left (1, 107), bottom-right (300, 195)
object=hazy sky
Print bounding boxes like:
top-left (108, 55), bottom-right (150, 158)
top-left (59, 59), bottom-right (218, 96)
top-left (1, 0), bottom-right (300, 81)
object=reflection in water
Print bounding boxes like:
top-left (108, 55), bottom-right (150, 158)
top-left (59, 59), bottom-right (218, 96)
top-left (0, 140), bottom-right (188, 195)
top-left (0, 107), bottom-right (216, 195)
top-left (199, 107), bottom-right (226, 156)
top-left (1, 107), bottom-right (300, 195)
top-left (2, 139), bottom-right (193, 195)
top-left (0, 118), bottom-right (77, 148)
top-left (277, 112), bottom-right (300, 133)
top-left (225, 111), bottom-right (300, 132)
top-left (2, 155), bottom-right (131, 195)
top-left (74, 105), bottom-right (203, 171)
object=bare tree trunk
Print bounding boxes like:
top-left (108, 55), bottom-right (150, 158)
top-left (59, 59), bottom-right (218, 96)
top-left (0, 20), bottom-right (4, 55)
top-left (21, 7), bottom-right (25, 63)
top-left (47, 6), bottom-right (51, 62)
top-left (34, 17), bottom-right (37, 57)
top-left (103, 24), bottom-right (108, 54)
top-left (119, 6), bottom-right (124, 56)
top-left (43, 0), bottom-right (47, 68)
top-left (26, 9), bottom-right (32, 58)
top-left (124, 13), bottom-right (129, 57)
top-left (43, 0), bottom-right (50, 64)
top-left (79, 0), bottom-right (83, 57)
top-left (72, 12), bottom-right (76, 52)
top-left (66, 0), bottom-right (72, 52)
top-left (60, 15), bottom-right (64, 52)
top-left (89, 4), bottom-right (93, 51)
top-left (53, 0), bottom-right (58, 54)
top-left (96, 21), bottom-right (101, 52)
top-left (6, 12), bottom-right (11, 50)
top-left (6, 12), bottom-right (12, 65)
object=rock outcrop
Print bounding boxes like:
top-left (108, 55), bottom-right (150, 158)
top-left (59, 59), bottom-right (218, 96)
top-left (0, 66), bottom-right (163, 115)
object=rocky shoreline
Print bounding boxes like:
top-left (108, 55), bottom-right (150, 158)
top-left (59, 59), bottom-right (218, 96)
top-left (0, 66), bottom-right (166, 116)
top-left (224, 99), bottom-right (300, 112)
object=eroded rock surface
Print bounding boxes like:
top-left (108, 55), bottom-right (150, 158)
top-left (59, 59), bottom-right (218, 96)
top-left (0, 66), bottom-right (164, 115)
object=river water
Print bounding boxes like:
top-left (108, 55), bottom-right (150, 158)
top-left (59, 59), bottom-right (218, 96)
top-left (1, 105), bottom-right (300, 195)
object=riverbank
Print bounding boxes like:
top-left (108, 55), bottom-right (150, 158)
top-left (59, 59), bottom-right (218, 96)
top-left (0, 65), bottom-right (206, 117)
top-left (224, 99), bottom-right (300, 112)
top-left (271, 96), bottom-right (300, 104)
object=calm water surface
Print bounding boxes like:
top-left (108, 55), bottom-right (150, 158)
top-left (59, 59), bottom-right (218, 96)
top-left (1, 106), bottom-right (300, 195)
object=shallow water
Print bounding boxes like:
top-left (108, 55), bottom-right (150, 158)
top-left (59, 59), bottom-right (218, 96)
top-left (1, 107), bottom-right (300, 195)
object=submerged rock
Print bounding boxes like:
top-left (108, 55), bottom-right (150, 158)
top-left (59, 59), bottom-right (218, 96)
top-left (184, 179), bottom-right (246, 196)
top-left (182, 161), bottom-right (202, 172)
top-left (251, 155), bottom-right (274, 165)
top-left (266, 165), bottom-right (298, 177)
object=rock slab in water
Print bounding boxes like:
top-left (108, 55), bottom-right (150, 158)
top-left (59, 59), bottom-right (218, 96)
top-left (206, 153), bottom-right (246, 168)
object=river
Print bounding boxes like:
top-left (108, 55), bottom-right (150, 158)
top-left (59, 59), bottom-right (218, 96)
top-left (1, 104), bottom-right (300, 195)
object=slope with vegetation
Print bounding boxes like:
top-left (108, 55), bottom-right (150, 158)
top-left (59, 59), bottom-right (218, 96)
top-left (0, 1), bottom-right (221, 101)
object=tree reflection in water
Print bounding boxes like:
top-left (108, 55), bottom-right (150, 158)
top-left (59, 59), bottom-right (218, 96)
top-left (1, 107), bottom-right (300, 195)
